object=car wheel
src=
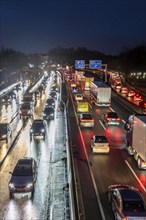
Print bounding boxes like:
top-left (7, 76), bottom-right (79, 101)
top-left (43, 135), bottom-right (45, 140)
top-left (30, 136), bottom-right (32, 141)
top-left (6, 137), bottom-right (8, 143)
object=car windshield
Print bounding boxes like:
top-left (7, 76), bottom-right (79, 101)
top-left (44, 108), bottom-right (54, 114)
top-left (95, 136), bottom-right (107, 143)
top-left (13, 165), bottom-right (32, 176)
top-left (123, 200), bottom-right (146, 212)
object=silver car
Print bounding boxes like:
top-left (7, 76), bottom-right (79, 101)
top-left (108, 184), bottom-right (146, 219)
top-left (9, 158), bottom-right (37, 199)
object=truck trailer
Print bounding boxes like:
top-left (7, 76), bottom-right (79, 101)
top-left (125, 114), bottom-right (146, 169)
top-left (90, 81), bottom-right (111, 106)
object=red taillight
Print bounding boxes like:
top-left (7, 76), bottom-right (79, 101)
top-left (107, 118), bottom-right (111, 121)
top-left (117, 118), bottom-right (120, 121)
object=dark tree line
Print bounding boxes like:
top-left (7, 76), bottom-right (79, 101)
top-left (1, 44), bottom-right (146, 75)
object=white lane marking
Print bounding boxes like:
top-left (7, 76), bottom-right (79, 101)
top-left (122, 119), bottom-right (126, 123)
top-left (99, 120), bottom-right (106, 130)
top-left (69, 86), bottom-right (106, 220)
top-left (125, 160), bottom-right (146, 192)
top-left (109, 107), bottom-right (114, 112)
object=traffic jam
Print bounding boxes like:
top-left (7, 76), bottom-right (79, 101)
top-left (0, 70), bottom-right (71, 220)
top-left (0, 65), bottom-right (146, 220)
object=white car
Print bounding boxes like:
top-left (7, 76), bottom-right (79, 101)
top-left (74, 94), bottom-right (83, 101)
top-left (91, 135), bottom-right (110, 153)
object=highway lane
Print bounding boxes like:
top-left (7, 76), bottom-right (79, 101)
top-left (0, 72), bottom-right (72, 220)
top-left (67, 81), bottom-right (146, 220)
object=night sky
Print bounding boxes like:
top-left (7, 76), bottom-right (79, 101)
top-left (1, 0), bottom-right (146, 55)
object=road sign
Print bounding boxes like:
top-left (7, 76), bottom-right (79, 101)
top-left (75, 60), bottom-right (85, 69)
top-left (89, 60), bottom-right (102, 69)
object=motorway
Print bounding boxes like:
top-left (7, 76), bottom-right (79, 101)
top-left (66, 74), bottom-right (146, 220)
top-left (0, 71), bottom-right (71, 220)
top-left (0, 67), bottom-right (146, 220)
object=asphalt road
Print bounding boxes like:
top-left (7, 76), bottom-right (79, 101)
top-left (67, 81), bottom-right (146, 220)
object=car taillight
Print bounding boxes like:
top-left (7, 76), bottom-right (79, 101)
top-left (107, 118), bottom-right (111, 121)
top-left (117, 118), bottom-right (120, 121)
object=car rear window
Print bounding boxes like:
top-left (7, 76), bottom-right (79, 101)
top-left (108, 112), bottom-right (118, 118)
top-left (123, 201), bottom-right (146, 212)
top-left (95, 136), bottom-right (107, 143)
top-left (82, 114), bottom-right (92, 119)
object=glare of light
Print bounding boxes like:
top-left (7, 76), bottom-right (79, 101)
top-left (4, 200), bottom-right (21, 220)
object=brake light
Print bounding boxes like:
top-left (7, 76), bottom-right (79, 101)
top-left (117, 118), bottom-right (120, 121)
top-left (107, 118), bottom-right (111, 121)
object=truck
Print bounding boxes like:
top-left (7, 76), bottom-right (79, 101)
top-left (90, 81), bottom-right (111, 106)
top-left (125, 114), bottom-right (146, 169)
top-left (84, 77), bottom-right (94, 90)
top-left (22, 92), bottom-right (36, 106)
top-left (76, 101), bottom-right (89, 113)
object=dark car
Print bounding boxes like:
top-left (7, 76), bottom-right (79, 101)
top-left (1, 95), bottom-right (12, 105)
top-left (49, 91), bottom-right (57, 100)
top-left (9, 158), bottom-right (37, 198)
top-left (0, 123), bottom-right (12, 143)
top-left (30, 119), bottom-right (46, 140)
top-left (45, 98), bottom-right (55, 108)
top-left (19, 102), bottom-right (34, 118)
top-left (8, 91), bottom-right (17, 99)
top-left (103, 112), bottom-right (120, 125)
top-left (108, 184), bottom-right (146, 219)
top-left (51, 85), bottom-right (59, 93)
top-left (43, 107), bottom-right (55, 120)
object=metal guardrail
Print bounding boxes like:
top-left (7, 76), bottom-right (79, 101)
top-left (0, 82), bottom-right (20, 98)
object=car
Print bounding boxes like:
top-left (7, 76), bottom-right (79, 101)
top-left (103, 112), bottom-right (120, 125)
top-left (139, 100), bottom-right (146, 113)
top-left (49, 91), bottom-right (57, 100)
top-left (34, 91), bottom-right (40, 101)
top-left (1, 95), bottom-right (12, 105)
top-left (74, 94), bottom-right (83, 101)
top-left (43, 107), bottom-right (55, 120)
top-left (91, 135), bottom-right (109, 153)
top-left (9, 157), bottom-right (37, 199)
top-left (127, 90), bottom-right (135, 97)
top-left (79, 113), bottom-right (94, 127)
top-left (45, 98), bottom-right (55, 108)
top-left (30, 119), bottom-right (46, 140)
top-left (120, 87), bottom-right (128, 95)
top-left (19, 102), bottom-right (34, 118)
top-left (132, 94), bottom-right (143, 101)
top-left (51, 85), bottom-right (59, 92)
top-left (8, 91), bottom-right (17, 99)
top-left (108, 184), bottom-right (146, 220)
top-left (115, 83), bottom-right (122, 90)
top-left (0, 123), bottom-right (12, 143)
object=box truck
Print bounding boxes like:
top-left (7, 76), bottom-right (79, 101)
top-left (125, 114), bottom-right (146, 169)
top-left (90, 81), bottom-right (111, 106)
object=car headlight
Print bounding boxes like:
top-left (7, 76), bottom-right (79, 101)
top-left (51, 113), bottom-right (54, 116)
top-left (43, 113), bottom-right (46, 116)
top-left (9, 183), bottom-right (15, 189)
top-left (30, 129), bottom-right (33, 132)
top-left (26, 183), bottom-right (33, 188)
top-left (41, 129), bottom-right (45, 132)
top-left (2, 135), bottom-right (7, 138)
